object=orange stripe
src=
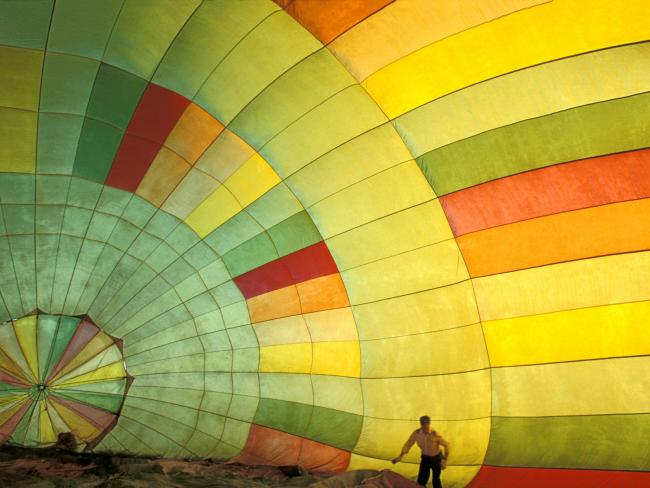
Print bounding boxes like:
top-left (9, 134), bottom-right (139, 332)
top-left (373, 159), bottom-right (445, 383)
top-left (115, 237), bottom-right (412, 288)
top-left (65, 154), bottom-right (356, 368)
top-left (247, 285), bottom-right (301, 323)
top-left (296, 273), bottom-right (349, 313)
top-left (458, 198), bottom-right (650, 277)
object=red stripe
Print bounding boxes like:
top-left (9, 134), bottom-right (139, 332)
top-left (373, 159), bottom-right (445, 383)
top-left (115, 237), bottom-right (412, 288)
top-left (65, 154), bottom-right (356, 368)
top-left (234, 241), bottom-right (339, 299)
top-left (440, 148), bottom-right (650, 236)
top-left (106, 83), bottom-right (190, 192)
top-left (468, 466), bottom-right (650, 488)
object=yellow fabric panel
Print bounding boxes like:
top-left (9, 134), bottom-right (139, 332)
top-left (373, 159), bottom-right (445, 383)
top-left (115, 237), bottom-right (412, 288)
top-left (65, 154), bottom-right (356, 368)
top-left (0, 394), bottom-right (27, 409)
top-left (353, 281), bottom-right (479, 341)
top-left (311, 375), bottom-right (363, 415)
top-left (253, 314), bottom-right (311, 347)
top-left (136, 147), bottom-right (191, 207)
top-left (309, 161), bottom-right (435, 239)
top-left (362, 370), bottom-right (491, 420)
top-left (53, 360), bottom-right (126, 388)
top-left (161, 168), bottom-right (220, 220)
top-left (361, 324), bottom-right (488, 378)
top-left (492, 356), bottom-right (650, 416)
top-left (330, 0), bottom-right (543, 81)
top-left (348, 453), bottom-right (481, 488)
top-left (484, 300), bottom-right (650, 366)
top-left (311, 341), bottom-right (360, 377)
top-left (53, 332), bottom-right (114, 382)
top-left (45, 400), bottom-right (71, 435)
top-left (0, 398), bottom-right (29, 424)
top-left (51, 344), bottom-right (123, 385)
top-left (195, 129), bottom-right (254, 182)
top-left (0, 46), bottom-right (42, 111)
top-left (13, 315), bottom-right (39, 381)
top-left (327, 200), bottom-right (452, 271)
top-left (164, 103), bottom-right (224, 164)
top-left (474, 251), bottom-right (650, 321)
top-left (50, 400), bottom-right (100, 441)
top-left (304, 307), bottom-right (358, 342)
top-left (224, 153), bottom-right (280, 208)
top-left (342, 239), bottom-right (468, 305)
top-left (0, 107), bottom-right (37, 173)
top-left (353, 416), bottom-right (490, 465)
top-left (259, 372), bottom-right (313, 405)
top-left (395, 42), bottom-right (650, 157)
top-left (286, 123), bottom-right (413, 208)
top-left (259, 343), bottom-right (311, 374)
top-left (185, 185), bottom-right (240, 238)
top-left (363, 0), bottom-right (650, 118)
top-left (0, 321), bottom-right (36, 382)
top-left (0, 347), bottom-right (32, 384)
top-left (39, 400), bottom-right (57, 444)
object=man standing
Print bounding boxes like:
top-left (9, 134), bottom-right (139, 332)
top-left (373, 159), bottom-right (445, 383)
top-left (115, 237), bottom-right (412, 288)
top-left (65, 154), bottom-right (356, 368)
top-left (392, 415), bottom-right (449, 488)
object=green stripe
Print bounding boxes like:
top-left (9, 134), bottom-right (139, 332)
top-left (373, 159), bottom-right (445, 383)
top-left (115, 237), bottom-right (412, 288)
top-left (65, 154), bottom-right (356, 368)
top-left (53, 390), bottom-right (125, 414)
top-left (254, 398), bottom-right (362, 450)
top-left (36, 314), bottom-right (59, 382)
top-left (9, 400), bottom-right (36, 445)
top-left (268, 210), bottom-right (322, 257)
top-left (486, 414), bottom-right (650, 471)
top-left (418, 91), bottom-right (650, 195)
top-left (43, 316), bottom-right (81, 380)
top-left (223, 232), bottom-right (278, 278)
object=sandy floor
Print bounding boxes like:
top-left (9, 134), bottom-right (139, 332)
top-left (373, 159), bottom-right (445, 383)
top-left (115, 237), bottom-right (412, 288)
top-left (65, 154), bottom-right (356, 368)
top-left (0, 447), bottom-right (419, 487)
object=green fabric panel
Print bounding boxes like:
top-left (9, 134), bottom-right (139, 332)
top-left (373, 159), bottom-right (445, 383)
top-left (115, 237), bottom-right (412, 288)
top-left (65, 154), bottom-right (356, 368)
top-left (268, 210), bottom-right (322, 257)
top-left (0, 46), bottom-right (43, 111)
top-left (67, 178), bottom-right (103, 209)
top-left (10, 235), bottom-right (36, 314)
top-left (35, 234), bottom-right (59, 312)
top-left (96, 185), bottom-right (132, 216)
top-left (0, 108), bottom-right (37, 173)
top-left (254, 398), bottom-right (312, 438)
top-left (0, 238), bottom-right (22, 317)
top-left (9, 400), bottom-right (36, 445)
top-left (85, 63), bottom-right (147, 130)
top-left (486, 415), bottom-right (650, 471)
top-left (231, 48), bottom-right (355, 148)
top-left (103, 0), bottom-right (199, 80)
top-left (418, 91), bottom-right (650, 195)
top-left (54, 390), bottom-right (124, 414)
top-left (222, 232), bottom-right (278, 278)
top-left (43, 315), bottom-right (80, 379)
top-left (144, 210), bottom-right (180, 240)
top-left (48, 0), bottom-right (123, 59)
top-left (36, 315), bottom-right (59, 382)
top-left (35, 206), bottom-right (65, 233)
top-left (305, 405), bottom-right (362, 451)
top-left (0, 173), bottom-right (35, 204)
top-left (0, 382), bottom-right (25, 393)
top-left (0, 0), bottom-right (53, 49)
top-left (3, 205), bottom-right (34, 235)
top-left (23, 398), bottom-right (42, 446)
top-left (58, 378), bottom-right (126, 396)
top-left (49, 234), bottom-right (83, 313)
top-left (203, 211), bottom-right (263, 256)
top-left (121, 195), bottom-right (156, 228)
top-left (41, 53), bottom-right (99, 115)
top-left (72, 118), bottom-right (124, 183)
top-left (62, 240), bottom-right (101, 314)
top-left (60, 207), bottom-right (92, 237)
top-left (76, 246), bottom-right (124, 314)
top-left (35, 175), bottom-right (71, 205)
top-left (153, 0), bottom-right (279, 98)
top-left (246, 183), bottom-right (304, 230)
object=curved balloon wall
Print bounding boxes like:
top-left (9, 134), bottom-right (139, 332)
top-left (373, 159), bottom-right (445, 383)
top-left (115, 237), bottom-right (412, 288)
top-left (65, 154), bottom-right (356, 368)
top-left (0, 1), bottom-right (649, 487)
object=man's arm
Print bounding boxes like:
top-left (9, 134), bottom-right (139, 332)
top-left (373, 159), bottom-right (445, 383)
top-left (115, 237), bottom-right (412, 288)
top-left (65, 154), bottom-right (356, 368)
top-left (392, 431), bottom-right (416, 464)
top-left (438, 436), bottom-right (450, 459)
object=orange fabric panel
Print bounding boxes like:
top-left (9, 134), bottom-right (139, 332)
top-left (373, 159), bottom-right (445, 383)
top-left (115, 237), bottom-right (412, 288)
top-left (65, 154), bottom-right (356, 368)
top-left (296, 273), bottom-right (349, 314)
top-left (458, 198), bottom-right (650, 277)
top-left (164, 103), bottom-right (224, 164)
top-left (136, 147), bottom-right (191, 207)
top-left (234, 424), bottom-right (350, 472)
top-left (246, 285), bottom-right (301, 323)
top-left (440, 148), bottom-right (650, 236)
top-left (276, 0), bottom-right (393, 44)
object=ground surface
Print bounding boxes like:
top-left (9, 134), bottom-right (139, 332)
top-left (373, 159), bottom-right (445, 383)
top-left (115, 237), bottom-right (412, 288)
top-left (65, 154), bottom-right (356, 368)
top-left (0, 447), bottom-right (418, 487)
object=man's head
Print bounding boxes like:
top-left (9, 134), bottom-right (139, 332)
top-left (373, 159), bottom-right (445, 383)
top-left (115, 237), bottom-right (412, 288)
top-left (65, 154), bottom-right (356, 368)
top-left (419, 415), bottom-right (431, 432)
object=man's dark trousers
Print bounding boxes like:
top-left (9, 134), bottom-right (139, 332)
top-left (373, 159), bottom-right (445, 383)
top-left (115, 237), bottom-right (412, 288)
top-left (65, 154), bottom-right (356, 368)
top-left (417, 453), bottom-right (442, 488)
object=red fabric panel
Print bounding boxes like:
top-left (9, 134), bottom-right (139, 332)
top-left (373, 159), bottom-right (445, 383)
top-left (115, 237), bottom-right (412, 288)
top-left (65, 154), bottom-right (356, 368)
top-left (440, 148), bottom-right (650, 236)
top-left (49, 396), bottom-right (116, 431)
top-left (283, 241), bottom-right (339, 284)
top-left (234, 259), bottom-right (294, 299)
top-left (105, 133), bottom-right (161, 192)
top-left (46, 320), bottom-right (99, 384)
top-left (233, 424), bottom-right (350, 473)
top-left (0, 369), bottom-right (30, 387)
top-left (126, 83), bottom-right (190, 144)
top-left (234, 242), bottom-right (340, 299)
top-left (468, 466), bottom-right (650, 488)
top-left (0, 400), bottom-right (32, 444)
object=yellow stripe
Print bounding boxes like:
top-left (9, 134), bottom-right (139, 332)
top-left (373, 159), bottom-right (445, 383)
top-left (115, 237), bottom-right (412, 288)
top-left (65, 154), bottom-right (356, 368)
top-left (53, 333), bottom-right (114, 382)
top-left (38, 400), bottom-right (57, 444)
top-left (224, 153), bottom-right (280, 208)
top-left (259, 343), bottom-right (311, 373)
top-left (13, 315), bottom-right (39, 382)
top-left (50, 399), bottom-right (100, 441)
top-left (363, 0), bottom-right (650, 117)
top-left (312, 341), bottom-right (360, 377)
top-left (484, 301), bottom-right (650, 367)
top-left (473, 251), bottom-right (650, 321)
top-left (0, 397), bottom-right (28, 424)
top-left (185, 185), bottom-right (240, 238)
top-left (53, 361), bottom-right (127, 388)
